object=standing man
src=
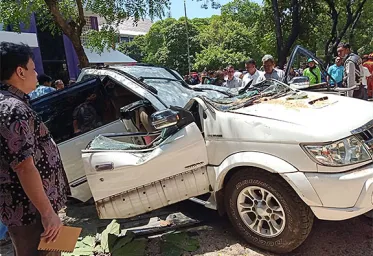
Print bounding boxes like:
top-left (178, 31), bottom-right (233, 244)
top-left (224, 65), bottom-right (242, 88)
top-left (327, 57), bottom-right (344, 87)
top-left (258, 55), bottom-right (285, 82)
top-left (28, 74), bottom-right (56, 100)
top-left (242, 59), bottom-right (263, 86)
top-left (303, 58), bottom-right (322, 86)
top-left (337, 42), bottom-right (365, 99)
top-left (0, 42), bottom-right (70, 255)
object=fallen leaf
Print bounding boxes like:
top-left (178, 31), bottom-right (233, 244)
top-left (108, 233), bottom-right (118, 252)
top-left (111, 238), bottom-right (147, 256)
top-left (111, 231), bottom-right (135, 253)
top-left (101, 220), bottom-right (121, 252)
top-left (163, 232), bottom-right (199, 252)
top-left (81, 236), bottom-right (96, 248)
top-left (161, 241), bottom-right (183, 256)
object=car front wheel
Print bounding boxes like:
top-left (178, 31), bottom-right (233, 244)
top-left (224, 169), bottom-right (314, 253)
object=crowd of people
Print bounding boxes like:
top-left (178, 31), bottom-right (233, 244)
top-left (28, 74), bottom-right (76, 100)
top-left (184, 44), bottom-right (373, 100)
top-left (184, 54), bottom-right (284, 88)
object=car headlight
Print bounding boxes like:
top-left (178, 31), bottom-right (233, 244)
top-left (302, 136), bottom-right (371, 166)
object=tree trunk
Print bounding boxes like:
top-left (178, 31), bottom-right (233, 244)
top-left (271, 0), bottom-right (283, 65)
top-left (324, 0), bottom-right (338, 64)
top-left (44, 0), bottom-right (89, 68)
top-left (69, 34), bottom-right (89, 68)
top-left (324, 0), bottom-right (367, 63)
top-left (280, 0), bottom-right (300, 68)
top-left (271, 0), bottom-right (300, 68)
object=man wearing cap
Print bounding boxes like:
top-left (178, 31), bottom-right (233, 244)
top-left (303, 58), bottom-right (322, 86)
top-left (337, 43), bottom-right (365, 99)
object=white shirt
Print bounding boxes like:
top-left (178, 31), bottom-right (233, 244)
top-left (223, 76), bottom-right (242, 89)
top-left (242, 70), bottom-right (263, 87)
top-left (257, 68), bottom-right (285, 83)
top-left (362, 66), bottom-right (371, 89)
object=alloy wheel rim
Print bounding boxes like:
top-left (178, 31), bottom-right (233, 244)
top-left (236, 186), bottom-right (286, 238)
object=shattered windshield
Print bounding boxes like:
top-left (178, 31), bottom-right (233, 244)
top-left (117, 65), bottom-right (177, 80)
top-left (204, 79), bottom-right (295, 111)
top-left (111, 65), bottom-right (230, 107)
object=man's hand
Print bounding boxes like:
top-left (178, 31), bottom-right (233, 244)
top-left (15, 157), bottom-right (62, 243)
top-left (41, 210), bottom-right (62, 243)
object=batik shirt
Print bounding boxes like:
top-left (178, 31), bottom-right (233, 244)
top-left (0, 83), bottom-right (70, 227)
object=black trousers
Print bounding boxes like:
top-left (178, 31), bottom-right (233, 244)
top-left (7, 217), bottom-right (60, 256)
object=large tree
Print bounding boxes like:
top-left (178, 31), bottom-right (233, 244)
top-left (321, 0), bottom-right (368, 63)
top-left (0, 0), bottom-right (170, 68)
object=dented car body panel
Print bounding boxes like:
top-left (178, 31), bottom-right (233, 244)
top-left (82, 77), bottom-right (373, 222)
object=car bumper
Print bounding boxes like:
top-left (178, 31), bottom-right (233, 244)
top-left (309, 163), bottom-right (373, 220)
top-left (283, 163), bottom-right (373, 221)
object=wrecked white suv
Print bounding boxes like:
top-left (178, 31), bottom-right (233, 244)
top-left (81, 80), bottom-right (373, 253)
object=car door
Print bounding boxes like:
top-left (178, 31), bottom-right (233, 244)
top-left (284, 45), bottom-right (333, 88)
top-left (81, 121), bottom-right (210, 219)
top-left (31, 75), bottom-right (168, 202)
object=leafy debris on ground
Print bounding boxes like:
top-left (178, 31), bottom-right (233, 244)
top-left (161, 232), bottom-right (200, 256)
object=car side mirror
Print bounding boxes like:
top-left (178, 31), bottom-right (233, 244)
top-left (288, 76), bottom-right (310, 89)
top-left (151, 109), bottom-right (179, 130)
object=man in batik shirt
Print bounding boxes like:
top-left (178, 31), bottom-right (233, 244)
top-left (0, 42), bottom-right (70, 256)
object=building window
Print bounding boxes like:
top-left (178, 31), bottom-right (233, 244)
top-left (120, 36), bottom-right (130, 43)
top-left (81, 16), bottom-right (93, 44)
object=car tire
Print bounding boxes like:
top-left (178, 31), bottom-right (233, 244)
top-left (224, 169), bottom-right (314, 253)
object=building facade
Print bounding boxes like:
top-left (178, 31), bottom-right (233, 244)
top-left (1, 14), bottom-right (99, 82)
top-left (96, 18), bottom-right (152, 43)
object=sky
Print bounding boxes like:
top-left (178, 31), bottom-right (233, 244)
top-left (169, 0), bottom-right (263, 19)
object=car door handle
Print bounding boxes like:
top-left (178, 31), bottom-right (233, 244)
top-left (95, 162), bottom-right (114, 171)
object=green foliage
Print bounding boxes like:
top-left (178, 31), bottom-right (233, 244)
top-left (124, 17), bottom-right (201, 74)
top-left (83, 25), bottom-right (119, 54)
top-left (63, 223), bottom-right (200, 256)
top-left (118, 12), bottom-right (266, 74)
top-left (0, 0), bottom-right (171, 67)
top-left (161, 232), bottom-right (200, 256)
top-left (112, 238), bottom-right (147, 256)
top-left (193, 45), bottom-right (247, 71)
top-left (63, 221), bottom-right (144, 256)
top-left (221, 0), bottom-right (263, 28)
top-left (100, 219), bottom-right (121, 252)
top-left (118, 35), bottom-right (147, 62)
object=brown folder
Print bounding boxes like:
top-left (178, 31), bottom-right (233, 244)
top-left (38, 226), bottom-right (82, 252)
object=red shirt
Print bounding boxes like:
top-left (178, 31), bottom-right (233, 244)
top-left (363, 61), bottom-right (373, 96)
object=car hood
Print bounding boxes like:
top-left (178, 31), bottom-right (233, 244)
top-left (232, 92), bottom-right (373, 141)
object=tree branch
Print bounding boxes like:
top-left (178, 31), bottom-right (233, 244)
top-left (336, 0), bottom-right (367, 45)
top-left (271, 0), bottom-right (283, 58)
top-left (284, 0), bottom-right (300, 52)
top-left (75, 0), bottom-right (86, 35)
top-left (44, 0), bottom-right (73, 36)
top-left (323, 0), bottom-right (338, 60)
